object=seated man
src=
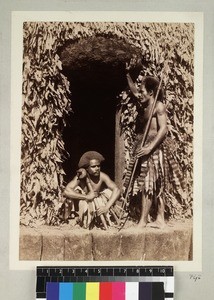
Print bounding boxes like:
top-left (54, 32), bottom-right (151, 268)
top-left (63, 151), bottom-right (121, 229)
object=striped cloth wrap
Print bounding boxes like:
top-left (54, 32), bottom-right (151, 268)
top-left (78, 188), bottom-right (113, 229)
top-left (123, 134), bottom-right (186, 218)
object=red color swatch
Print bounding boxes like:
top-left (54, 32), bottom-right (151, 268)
top-left (100, 282), bottom-right (112, 300)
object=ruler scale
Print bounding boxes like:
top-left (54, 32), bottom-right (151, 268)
top-left (36, 266), bottom-right (174, 300)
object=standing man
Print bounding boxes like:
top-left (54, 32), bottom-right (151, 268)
top-left (63, 151), bottom-right (120, 229)
top-left (124, 59), bottom-right (184, 228)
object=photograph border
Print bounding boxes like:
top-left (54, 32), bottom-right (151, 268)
top-left (10, 11), bottom-right (203, 271)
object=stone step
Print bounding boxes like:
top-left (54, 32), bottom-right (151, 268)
top-left (19, 221), bottom-right (192, 261)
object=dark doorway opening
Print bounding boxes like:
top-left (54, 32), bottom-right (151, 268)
top-left (59, 36), bottom-right (141, 183)
top-left (62, 63), bottom-right (127, 183)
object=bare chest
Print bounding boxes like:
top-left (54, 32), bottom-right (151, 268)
top-left (89, 180), bottom-right (103, 192)
top-left (138, 109), bottom-right (158, 132)
top-left (79, 175), bottom-right (105, 192)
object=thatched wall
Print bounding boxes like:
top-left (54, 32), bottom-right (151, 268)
top-left (21, 22), bottom-right (194, 226)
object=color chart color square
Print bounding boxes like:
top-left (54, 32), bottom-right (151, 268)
top-left (46, 282), bottom-right (165, 300)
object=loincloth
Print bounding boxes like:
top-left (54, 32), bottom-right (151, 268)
top-left (124, 136), bottom-right (186, 218)
top-left (77, 188), bottom-right (113, 229)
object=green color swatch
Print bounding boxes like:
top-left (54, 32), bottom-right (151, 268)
top-left (73, 282), bottom-right (86, 300)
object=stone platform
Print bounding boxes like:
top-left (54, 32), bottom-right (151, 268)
top-left (19, 220), bottom-right (192, 261)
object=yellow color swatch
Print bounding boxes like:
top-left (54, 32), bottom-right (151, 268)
top-left (86, 282), bottom-right (100, 300)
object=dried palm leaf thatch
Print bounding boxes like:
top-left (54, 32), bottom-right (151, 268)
top-left (21, 22), bottom-right (194, 226)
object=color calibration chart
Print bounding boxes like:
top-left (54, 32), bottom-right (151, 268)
top-left (36, 266), bottom-right (174, 300)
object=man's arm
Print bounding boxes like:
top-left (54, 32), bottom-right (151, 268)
top-left (63, 176), bottom-right (96, 201)
top-left (136, 102), bottom-right (167, 157)
top-left (97, 173), bottom-right (120, 216)
top-left (126, 72), bottom-right (140, 99)
top-left (149, 102), bottom-right (167, 149)
top-left (125, 57), bottom-right (141, 99)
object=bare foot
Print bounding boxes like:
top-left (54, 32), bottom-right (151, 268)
top-left (147, 221), bottom-right (166, 229)
top-left (136, 221), bottom-right (147, 229)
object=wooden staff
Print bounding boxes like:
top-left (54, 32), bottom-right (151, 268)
top-left (109, 207), bottom-right (120, 225)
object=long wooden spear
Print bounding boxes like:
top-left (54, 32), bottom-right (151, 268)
top-left (118, 48), bottom-right (173, 230)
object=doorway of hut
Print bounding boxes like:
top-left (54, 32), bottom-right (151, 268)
top-left (61, 62), bottom-right (127, 185)
top-left (59, 35), bottom-right (141, 186)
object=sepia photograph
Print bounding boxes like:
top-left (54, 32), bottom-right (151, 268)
top-left (18, 20), bottom-right (194, 262)
top-left (9, 12), bottom-right (202, 268)
top-left (2, 1), bottom-right (214, 298)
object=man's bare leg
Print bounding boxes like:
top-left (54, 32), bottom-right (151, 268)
top-left (147, 197), bottom-right (165, 229)
top-left (137, 194), bottom-right (152, 228)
